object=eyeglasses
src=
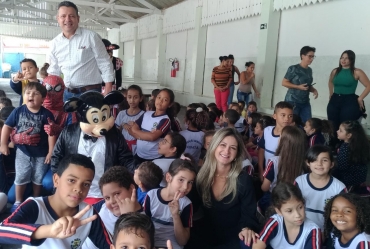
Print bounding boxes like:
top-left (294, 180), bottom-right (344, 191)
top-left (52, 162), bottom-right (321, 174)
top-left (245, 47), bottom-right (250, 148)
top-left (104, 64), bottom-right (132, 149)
top-left (307, 55), bottom-right (316, 59)
top-left (159, 138), bottom-right (172, 146)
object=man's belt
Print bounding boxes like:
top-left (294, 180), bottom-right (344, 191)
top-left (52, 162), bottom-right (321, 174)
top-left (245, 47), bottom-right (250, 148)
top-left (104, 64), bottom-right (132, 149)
top-left (67, 84), bottom-right (101, 93)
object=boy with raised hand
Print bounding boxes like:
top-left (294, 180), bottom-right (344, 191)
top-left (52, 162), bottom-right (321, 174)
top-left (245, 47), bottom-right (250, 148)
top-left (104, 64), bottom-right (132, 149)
top-left (0, 154), bottom-right (112, 249)
top-left (10, 58), bottom-right (40, 106)
top-left (94, 166), bottom-right (142, 235)
top-left (257, 101), bottom-right (293, 181)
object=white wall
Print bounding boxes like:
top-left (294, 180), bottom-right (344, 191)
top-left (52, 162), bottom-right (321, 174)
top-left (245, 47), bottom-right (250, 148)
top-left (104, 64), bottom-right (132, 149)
top-left (120, 0), bottom-right (370, 123)
top-left (159, 16), bottom-right (260, 104)
top-left (123, 41), bottom-right (134, 78)
top-left (203, 16), bottom-right (260, 98)
top-left (163, 30), bottom-right (195, 93)
top-left (107, 28), bottom-right (121, 58)
top-left (274, 0), bottom-right (370, 119)
top-left (141, 37), bottom-right (158, 80)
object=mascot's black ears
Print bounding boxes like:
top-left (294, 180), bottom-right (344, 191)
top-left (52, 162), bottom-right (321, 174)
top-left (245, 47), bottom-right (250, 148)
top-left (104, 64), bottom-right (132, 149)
top-left (64, 91), bottom-right (124, 113)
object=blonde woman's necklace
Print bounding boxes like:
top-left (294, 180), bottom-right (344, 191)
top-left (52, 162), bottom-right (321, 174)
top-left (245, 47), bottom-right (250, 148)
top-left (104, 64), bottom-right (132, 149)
top-left (215, 174), bottom-right (229, 179)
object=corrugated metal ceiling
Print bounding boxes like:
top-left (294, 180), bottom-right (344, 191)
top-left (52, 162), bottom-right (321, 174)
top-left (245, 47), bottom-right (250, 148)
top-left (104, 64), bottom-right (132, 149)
top-left (0, 0), bottom-right (185, 29)
top-left (109, 0), bottom-right (185, 18)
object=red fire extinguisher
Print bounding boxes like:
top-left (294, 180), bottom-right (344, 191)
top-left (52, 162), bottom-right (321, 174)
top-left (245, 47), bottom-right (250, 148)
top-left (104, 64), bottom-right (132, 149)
top-left (170, 58), bottom-right (176, 77)
top-left (174, 58), bottom-right (179, 71)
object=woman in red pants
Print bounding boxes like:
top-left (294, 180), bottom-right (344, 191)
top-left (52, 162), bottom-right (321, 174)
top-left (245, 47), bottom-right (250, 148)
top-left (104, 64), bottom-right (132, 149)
top-left (212, 56), bottom-right (232, 112)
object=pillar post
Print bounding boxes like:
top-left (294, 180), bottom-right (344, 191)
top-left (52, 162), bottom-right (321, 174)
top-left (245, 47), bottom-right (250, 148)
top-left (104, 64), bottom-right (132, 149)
top-left (256, 0), bottom-right (281, 109)
top-left (190, 6), bottom-right (207, 95)
top-left (133, 25), bottom-right (142, 79)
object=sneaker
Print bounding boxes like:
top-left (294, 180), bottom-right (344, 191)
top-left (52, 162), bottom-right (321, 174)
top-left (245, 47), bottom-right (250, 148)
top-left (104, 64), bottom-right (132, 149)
top-left (10, 202), bottom-right (21, 213)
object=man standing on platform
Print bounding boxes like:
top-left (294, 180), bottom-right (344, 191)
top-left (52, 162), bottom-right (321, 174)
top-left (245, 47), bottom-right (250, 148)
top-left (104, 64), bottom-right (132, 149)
top-left (48, 1), bottom-right (114, 104)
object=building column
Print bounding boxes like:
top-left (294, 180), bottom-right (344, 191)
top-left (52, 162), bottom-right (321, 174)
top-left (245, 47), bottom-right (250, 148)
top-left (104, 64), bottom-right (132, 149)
top-left (156, 17), bottom-right (166, 84)
top-left (133, 25), bottom-right (142, 79)
top-left (190, 6), bottom-right (207, 96)
top-left (108, 28), bottom-right (123, 61)
top-left (256, 0), bottom-right (281, 109)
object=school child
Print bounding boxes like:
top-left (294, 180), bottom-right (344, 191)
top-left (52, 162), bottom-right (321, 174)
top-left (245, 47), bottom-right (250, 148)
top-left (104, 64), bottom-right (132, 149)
top-left (153, 132), bottom-right (187, 187)
top-left (0, 82), bottom-right (56, 212)
top-left (146, 99), bottom-right (155, 111)
top-left (0, 112), bottom-right (16, 198)
top-left (292, 114), bottom-right (304, 128)
top-left (115, 85), bottom-right (145, 153)
top-left (180, 108), bottom-right (208, 163)
top-left (198, 130), bottom-right (216, 166)
top-left (151, 89), bottom-right (160, 100)
top-left (321, 120), bottom-right (334, 147)
top-left (143, 158), bottom-right (197, 249)
top-left (334, 120), bottom-right (370, 192)
top-left (111, 212), bottom-right (155, 249)
top-left (172, 102), bottom-right (183, 132)
top-left (39, 63), bottom-right (49, 80)
top-left (224, 109), bottom-right (240, 129)
top-left (0, 97), bottom-right (13, 110)
top-left (254, 183), bottom-right (321, 249)
top-left (0, 154), bottom-right (112, 248)
top-left (304, 118), bottom-right (326, 147)
top-left (259, 126), bottom-right (307, 215)
top-left (209, 106), bottom-right (222, 127)
top-left (246, 115), bottom-right (274, 149)
top-left (238, 100), bottom-right (247, 118)
top-left (247, 101), bottom-right (257, 116)
top-left (116, 88), bottom-right (129, 114)
top-left (247, 112), bottom-right (262, 141)
top-left (246, 116), bottom-right (274, 165)
top-left (134, 161), bottom-right (163, 205)
top-left (10, 58), bottom-right (40, 106)
top-left (257, 101), bottom-right (293, 181)
top-left (0, 106), bottom-right (15, 121)
top-left (91, 166), bottom-right (141, 236)
top-left (198, 103), bottom-right (209, 112)
top-left (127, 88), bottom-right (174, 165)
top-left (207, 102), bottom-right (217, 110)
top-left (205, 111), bottom-right (216, 130)
top-left (230, 102), bottom-right (246, 133)
top-left (323, 193), bottom-right (370, 248)
top-left (295, 145), bottom-right (346, 230)
top-left (187, 103), bottom-right (201, 110)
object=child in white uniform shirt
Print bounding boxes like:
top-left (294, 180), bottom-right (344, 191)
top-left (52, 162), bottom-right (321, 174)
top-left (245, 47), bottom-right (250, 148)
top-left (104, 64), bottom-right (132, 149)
top-left (82, 166), bottom-right (142, 249)
top-left (115, 85), bottom-right (145, 153)
top-left (153, 132), bottom-right (187, 187)
top-left (0, 154), bottom-right (112, 249)
top-left (127, 89), bottom-right (174, 165)
top-left (144, 159), bottom-right (197, 249)
top-left (180, 108), bottom-right (208, 164)
top-left (254, 183), bottom-right (321, 249)
top-left (295, 145), bottom-right (346, 230)
top-left (323, 193), bottom-right (370, 249)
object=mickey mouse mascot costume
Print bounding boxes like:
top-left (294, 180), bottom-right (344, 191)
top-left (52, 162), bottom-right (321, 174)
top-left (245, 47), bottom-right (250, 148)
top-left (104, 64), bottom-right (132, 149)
top-left (51, 90), bottom-right (134, 204)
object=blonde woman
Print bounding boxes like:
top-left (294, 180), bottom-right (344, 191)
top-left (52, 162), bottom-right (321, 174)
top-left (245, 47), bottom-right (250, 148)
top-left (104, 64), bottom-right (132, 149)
top-left (196, 128), bottom-right (258, 248)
